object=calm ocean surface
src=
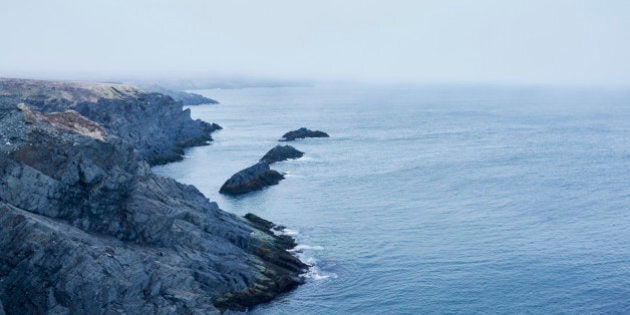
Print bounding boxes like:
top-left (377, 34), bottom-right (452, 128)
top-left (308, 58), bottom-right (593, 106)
top-left (153, 84), bottom-right (630, 314)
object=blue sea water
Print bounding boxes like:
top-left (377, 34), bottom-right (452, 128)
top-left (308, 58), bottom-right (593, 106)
top-left (153, 84), bottom-right (630, 314)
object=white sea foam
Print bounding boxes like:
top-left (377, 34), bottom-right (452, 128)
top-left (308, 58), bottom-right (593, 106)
top-left (281, 228), bottom-right (300, 236)
top-left (304, 264), bottom-right (337, 281)
top-left (271, 226), bottom-right (299, 236)
top-left (290, 244), bottom-right (325, 252)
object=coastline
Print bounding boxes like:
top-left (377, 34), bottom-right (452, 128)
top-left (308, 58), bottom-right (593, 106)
top-left (0, 78), bottom-right (308, 313)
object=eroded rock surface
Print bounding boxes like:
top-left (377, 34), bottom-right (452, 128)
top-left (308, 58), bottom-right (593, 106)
top-left (0, 86), bottom-right (307, 313)
top-left (0, 78), bottom-right (221, 165)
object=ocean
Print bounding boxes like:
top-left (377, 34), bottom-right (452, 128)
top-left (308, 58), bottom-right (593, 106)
top-left (153, 84), bottom-right (630, 314)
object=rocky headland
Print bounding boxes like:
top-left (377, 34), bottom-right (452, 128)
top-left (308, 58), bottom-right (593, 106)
top-left (0, 78), bottom-right (221, 165)
top-left (280, 127), bottom-right (329, 141)
top-left (0, 79), bottom-right (307, 314)
top-left (139, 84), bottom-right (219, 105)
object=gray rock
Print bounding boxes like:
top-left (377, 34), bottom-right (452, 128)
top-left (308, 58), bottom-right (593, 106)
top-left (0, 93), bottom-right (307, 313)
top-left (280, 127), bottom-right (329, 141)
top-left (0, 78), bottom-right (222, 165)
top-left (220, 162), bottom-right (285, 196)
top-left (260, 145), bottom-right (304, 164)
top-left (139, 85), bottom-right (219, 105)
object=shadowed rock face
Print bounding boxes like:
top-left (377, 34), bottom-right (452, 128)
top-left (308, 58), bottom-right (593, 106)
top-left (0, 78), bottom-right (221, 165)
top-left (0, 89), bottom-right (307, 313)
top-left (280, 127), bottom-right (329, 141)
top-left (260, 145), bottom-right (304, 164)
top-left (220, 162), bottom-right (285, 196)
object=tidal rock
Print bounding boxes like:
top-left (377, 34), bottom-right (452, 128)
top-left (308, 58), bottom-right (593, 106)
top-left (220, 162), bottom-right (285, 195)
top-left (280, 127), bottom-right (329, 141)
top-left (260, 145), bottom-right (304, 164)
top-left (0, 100), bottom-right (306, 313)
top-left (0, 78), bottom-right (222, 165)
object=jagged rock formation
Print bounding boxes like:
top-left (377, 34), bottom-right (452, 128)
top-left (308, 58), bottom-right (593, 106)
top-left (221, 144), bottom-right (306, 197)
top-left (0, 84), bottom-right (307, 313)
top-left (139, 84), bottom-right (219, 105)
top-left (220, 162), bottom-right (285, 196)
top-left (0, 78), bottom-right (221, 165)
top-left (260, 145), bottom-right (304, 164)
top-left (280, 127), bottom-right (329, 141)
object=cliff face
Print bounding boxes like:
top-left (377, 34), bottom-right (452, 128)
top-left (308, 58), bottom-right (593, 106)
top-left (0, 78), bottom-right (221, 165)
top-left (0, 81), bottom-right (307, 314)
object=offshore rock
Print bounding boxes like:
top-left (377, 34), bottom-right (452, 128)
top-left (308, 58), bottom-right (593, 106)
top-left (0, 100), bottom-right (306, 313)
top-left (220, 162), bottom-right (285, 196)
top-left (0, 78), bottom-right (221, 165)
top-left (260, 145), bottom-right (304, 164)
top-left (280, 127), bottom-right (329, 141)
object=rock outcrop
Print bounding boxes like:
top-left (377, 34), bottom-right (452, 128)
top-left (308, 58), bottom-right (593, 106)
top-left (220, 162), bottom-right (285, 196)
top-left (260, 145), bottom-right (304, 164)
top-left (280, 127), bottom-right (329, 141)
top-left (0, 85), bottom-right (307, 313)
top-left (140, 85), bottom-right (219, 105)
top-left (0, 78), bottom-right (221, 165)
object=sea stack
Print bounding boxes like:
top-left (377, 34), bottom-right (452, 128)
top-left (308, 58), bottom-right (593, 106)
top-left (280, 127), bottom-right (329, 141)
top-left (260, 145), bottom-right (304, 164)
top-left (220, 162), bottom-right (285, 195)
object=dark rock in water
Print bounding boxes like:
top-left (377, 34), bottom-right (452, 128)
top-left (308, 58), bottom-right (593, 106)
top-left (281, 127), bottom-right (329, 141)
top-left (0, 78), bottom-right (222, 166)
top-left (260, 145), bottom-right (304, 164)
top-left (0, 93), bottom-right (307, 313)
top-left (220, 162), bottom-right (285, 196)
top-left (140, 84), bottom-right (219, 105)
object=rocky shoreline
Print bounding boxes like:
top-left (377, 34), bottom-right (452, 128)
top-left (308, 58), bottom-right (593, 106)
top-left (0, 78), bottom-right (308, 314)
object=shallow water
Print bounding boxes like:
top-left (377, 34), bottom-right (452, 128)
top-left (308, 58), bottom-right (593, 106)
top-left (153, 84), bottom-right (630, 314)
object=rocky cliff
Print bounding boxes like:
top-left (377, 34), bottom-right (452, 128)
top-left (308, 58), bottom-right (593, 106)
top-left (0, 78), bottom-right (221, 165)
top-left (0, 80), bottom-right (307, 314)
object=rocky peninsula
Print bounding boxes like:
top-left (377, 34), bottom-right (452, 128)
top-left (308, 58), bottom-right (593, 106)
top-left (0, 78), bottom-right (221, 165)
top-left (0, 78), bottom-right (307, 314)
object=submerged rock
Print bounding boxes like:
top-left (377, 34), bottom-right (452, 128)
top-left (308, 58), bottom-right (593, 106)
top-left (0, 89), bottom-right (307, 313)
top-left (220, 162), bottom-right (285, 196)
top-left (260, 145), bottom-right (304, 164)
top-left (280, 127), bottom-right (329, 141)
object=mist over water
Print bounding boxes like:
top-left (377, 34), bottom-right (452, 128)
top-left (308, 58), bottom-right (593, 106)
top-left (154, 84), bottom-right (630, 314)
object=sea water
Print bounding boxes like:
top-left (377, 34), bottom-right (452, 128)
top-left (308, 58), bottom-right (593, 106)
top-left (153, 84), bottom-right (630, 314)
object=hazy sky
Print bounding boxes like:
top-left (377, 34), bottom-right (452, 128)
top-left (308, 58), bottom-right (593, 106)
top-left (2, 0), bottom-right (630, 85)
